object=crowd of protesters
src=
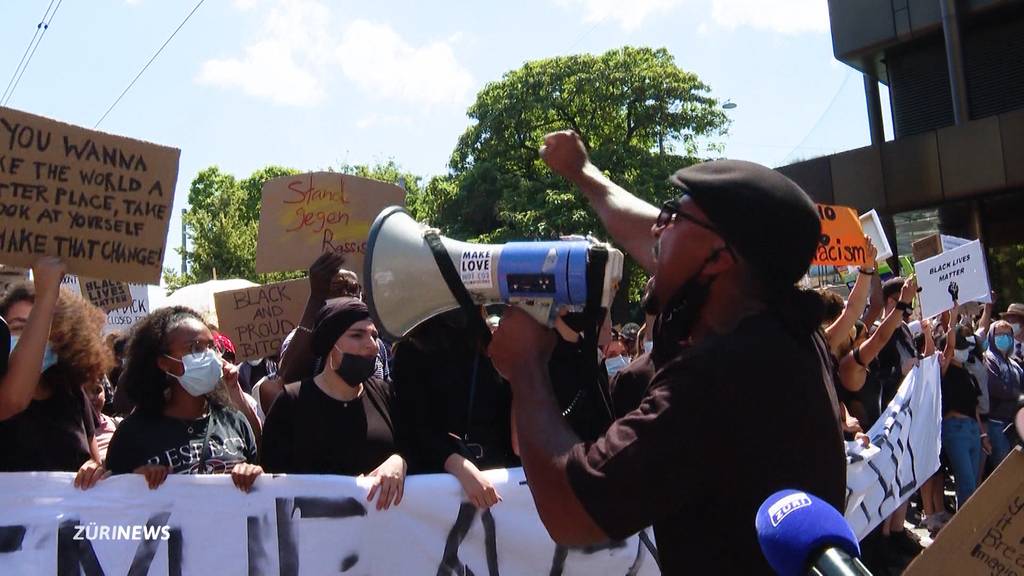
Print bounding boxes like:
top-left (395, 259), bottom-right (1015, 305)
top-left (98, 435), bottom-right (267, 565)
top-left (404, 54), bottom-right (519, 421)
top-left (1, 204), bottom-right (1022, 574)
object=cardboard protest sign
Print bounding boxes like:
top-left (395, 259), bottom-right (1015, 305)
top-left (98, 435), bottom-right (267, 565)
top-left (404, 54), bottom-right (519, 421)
top-left (80, 278), bottom-right (131, 313)
top-left (0, 107), bottom-right (179, 284)
top-left (213, 278), bottom-right (310, 361)
top-left (912, 234), bottom-right (943, 262)
top-left (61, 275), bottom-right (155, 335)
top-left (812, 204), bottom-right (869, 267)
top-left (859, 209), bottom-right (892, 262)
top-left (255, 172), bottom-right (405, 277)
top-left (905, 448), bottom-right (1024, 576)
top-left (914, 239), bottom-right (990, 318)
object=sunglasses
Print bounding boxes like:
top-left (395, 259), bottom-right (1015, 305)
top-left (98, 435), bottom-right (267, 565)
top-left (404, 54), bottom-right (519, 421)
top-left (655, 199), bottom-right (720, 234)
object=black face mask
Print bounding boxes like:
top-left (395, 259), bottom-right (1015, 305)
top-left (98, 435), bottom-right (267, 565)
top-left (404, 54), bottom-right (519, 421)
top-left (333, 351), bottom-right (376, 386)
top-left (651, 250), bottom-right (722, 361)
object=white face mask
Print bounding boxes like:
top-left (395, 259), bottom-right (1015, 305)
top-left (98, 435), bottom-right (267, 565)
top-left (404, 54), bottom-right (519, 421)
top-left (1012, 323), bottom-right (1022, 338)
top-left (643, 340), bottom-right (653, 355)
top-left (605, 355), bottom-right (629, 377)
top-left (954, 349), bottom-right (971, 365)
top-left (166, 349), bottom-right (222, 397)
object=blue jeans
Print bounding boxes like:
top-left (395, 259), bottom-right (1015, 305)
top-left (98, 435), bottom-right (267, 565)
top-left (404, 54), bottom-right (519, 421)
top-left (942, 417), bottom-right (982, 508)
top-left (987, 420), bottom-right (1013, 470)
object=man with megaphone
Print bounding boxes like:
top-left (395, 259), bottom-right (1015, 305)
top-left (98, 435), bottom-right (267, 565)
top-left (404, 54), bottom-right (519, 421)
top-left (486, 131), bottom-right (847, 575)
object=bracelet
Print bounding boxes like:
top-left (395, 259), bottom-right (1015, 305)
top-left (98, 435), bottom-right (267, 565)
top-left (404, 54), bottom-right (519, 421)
top-left (295, 325), bottom-right (314, 335)
top-left (859, 267), bottom-right (877, 276)
top-left (895, 301), bottom-right (912, 312)
top-left (980, 433), bottom-right (989, 438)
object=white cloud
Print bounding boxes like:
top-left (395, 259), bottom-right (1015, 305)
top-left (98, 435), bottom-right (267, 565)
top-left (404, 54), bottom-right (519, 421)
top-left (710, 0), bottom-right (830, 35)
top-left (197, 1), bottom-right (472, 108)
top-left (558, 0), bottom-right (683, 31)
top-left (196, 0), bottom-right (331, 106)
top-left (336, 20), bottom-right (474, 106)
top-left (355, 113), bottom-right (415, 129)
top-left (556, 0), bottom-right (829, 35)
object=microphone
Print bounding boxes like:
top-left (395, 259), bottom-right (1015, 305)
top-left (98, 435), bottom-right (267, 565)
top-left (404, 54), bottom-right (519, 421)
top-left (756, 490), bottom-right (872, 576)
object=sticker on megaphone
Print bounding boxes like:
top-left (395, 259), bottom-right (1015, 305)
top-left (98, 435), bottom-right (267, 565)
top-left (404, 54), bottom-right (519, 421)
top-left (364, 207), bottom-right (624, 341)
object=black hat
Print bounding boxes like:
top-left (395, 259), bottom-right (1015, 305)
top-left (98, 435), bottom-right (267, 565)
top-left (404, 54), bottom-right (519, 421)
top-left (312, 298), bottom-right (371, 358)
top-left (669, 160), bottom-right (819, 291)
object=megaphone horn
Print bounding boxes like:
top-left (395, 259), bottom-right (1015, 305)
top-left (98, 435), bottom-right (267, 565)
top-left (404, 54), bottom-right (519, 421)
top-left (363, 207), bottom-right (624, 342)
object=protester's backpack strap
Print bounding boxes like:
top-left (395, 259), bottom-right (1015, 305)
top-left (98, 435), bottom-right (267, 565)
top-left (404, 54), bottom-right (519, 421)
top-left (422, 230), bottom-right (491, 343)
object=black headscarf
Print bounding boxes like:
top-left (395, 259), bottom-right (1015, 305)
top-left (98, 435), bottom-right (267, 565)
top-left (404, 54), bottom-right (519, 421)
top-left (311, 298), bottom-right (371, 359)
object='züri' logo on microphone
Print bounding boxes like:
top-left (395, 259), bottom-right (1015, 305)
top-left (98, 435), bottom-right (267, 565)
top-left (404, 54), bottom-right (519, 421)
top-left (768, 492), bottom-right (812, 527)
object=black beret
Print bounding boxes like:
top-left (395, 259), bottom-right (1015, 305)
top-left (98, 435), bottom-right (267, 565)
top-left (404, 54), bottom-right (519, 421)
top-left (312, 298), bottom-right (370, 358)
top-left (669, 160), bottom-right (820, 291)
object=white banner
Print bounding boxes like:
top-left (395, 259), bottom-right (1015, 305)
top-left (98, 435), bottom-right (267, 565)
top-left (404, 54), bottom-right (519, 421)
top-left (845, 354), bottom-right (943, 540)
top-left (914, 239), bottom-right (990, 318)
top-left (0, 468), bottom-right (657, 575)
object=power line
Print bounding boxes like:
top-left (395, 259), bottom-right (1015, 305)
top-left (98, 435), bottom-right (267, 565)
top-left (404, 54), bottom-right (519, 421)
top-left (1, 0), bottom-right (62, 107)
top-left (94, 0), bottom-right (206, 129)
top-left (779, 69), bottom-right (854, 166)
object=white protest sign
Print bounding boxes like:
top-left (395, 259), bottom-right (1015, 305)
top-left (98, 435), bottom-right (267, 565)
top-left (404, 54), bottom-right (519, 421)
top-left (0, 468), bottom-right (658, 576)
top-left (860, 209), bottom-right (892, 262)
top-left (58, 275), bottom-right (156, 334)
top-left (845, 354), bottom-right (942, 540)
top-left (914, 240), bottom-right (990, 318)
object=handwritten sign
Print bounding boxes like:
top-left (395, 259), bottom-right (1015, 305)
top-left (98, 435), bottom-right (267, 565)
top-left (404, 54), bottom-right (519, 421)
top-left (61, 275), bottom-right (155, 335)
top-left (254, 172), bottom-right (405, 277)
top-left (812, 203), bottom-right (869, 267)
top-left (0, 107), bottom-right (179, 284)
top-left (914, 239), bottom-right (990, 318)
top-left (80, 278), bottom-right (131, 313)
top-left (213, 279), bottom-right (310, 362)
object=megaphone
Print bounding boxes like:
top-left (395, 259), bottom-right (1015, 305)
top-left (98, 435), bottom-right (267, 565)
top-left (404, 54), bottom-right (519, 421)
top-left (364, 207), bottom-right (624, 342)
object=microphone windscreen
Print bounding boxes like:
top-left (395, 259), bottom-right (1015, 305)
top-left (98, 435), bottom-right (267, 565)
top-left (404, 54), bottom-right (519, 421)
top-left (755, 489), bottom-right (860, 576)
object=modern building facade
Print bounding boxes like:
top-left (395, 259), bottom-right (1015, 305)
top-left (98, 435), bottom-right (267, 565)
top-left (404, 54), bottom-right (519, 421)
top-left (779, 0), bottom-right (1024, 302)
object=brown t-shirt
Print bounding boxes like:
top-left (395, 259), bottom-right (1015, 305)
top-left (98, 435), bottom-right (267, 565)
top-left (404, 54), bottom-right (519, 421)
top-left (565, 313), bottom-right (846, 575)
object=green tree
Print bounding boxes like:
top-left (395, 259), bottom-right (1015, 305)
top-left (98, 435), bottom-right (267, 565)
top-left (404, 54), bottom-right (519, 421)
top-left (164, 162), bottom-right (420, 291)
top-left (417, 46), bottom-right (729, 317)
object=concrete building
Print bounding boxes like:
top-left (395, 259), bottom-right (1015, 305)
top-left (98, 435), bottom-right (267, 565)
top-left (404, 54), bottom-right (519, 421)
top-left (779, 0), bottom-right (1024, 302)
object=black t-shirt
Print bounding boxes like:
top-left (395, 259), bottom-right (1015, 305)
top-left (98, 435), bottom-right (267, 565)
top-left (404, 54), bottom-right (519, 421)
top-left (392, 343), bottom-right (517, 473)
top-left (565, 313), bottom-right (846, 575)
top-left (845, 324), bottom-right (915, 429)
top-left (548, 338), bottom-right (613, 443)
top-left (105, 405), bottom-right (256, 474)
top-left (942, 364), bottom-right (980, 417)
top-left (0, 382), bottom-right (95, 472)
top-left (260, 378), bottom-right (402, 475)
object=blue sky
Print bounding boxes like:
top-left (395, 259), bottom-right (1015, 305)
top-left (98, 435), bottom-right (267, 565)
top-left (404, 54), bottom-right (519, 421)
top-left (1, 0), bottom-right (892, 279)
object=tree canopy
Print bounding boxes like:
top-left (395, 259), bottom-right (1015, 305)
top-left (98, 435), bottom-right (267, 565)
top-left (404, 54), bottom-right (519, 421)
top-left (416, 46), bottom-right (729, 310)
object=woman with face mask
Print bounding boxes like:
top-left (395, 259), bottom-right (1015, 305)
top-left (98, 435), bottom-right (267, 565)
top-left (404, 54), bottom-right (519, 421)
top-left (261, 298), bottom-right (407, 511)
top-left (0, 258), bottom-right (113, 490)
top-left (104, 307), bottom-right (262, 493)
top-left (939, 305), bottom-right (989, 510)
top-left (983, 320), bottom-right (1024, 468)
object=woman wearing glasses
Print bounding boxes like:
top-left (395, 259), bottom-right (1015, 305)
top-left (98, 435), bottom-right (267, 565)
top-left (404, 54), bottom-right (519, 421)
top-left (105, 307), bottom-right (262, 492)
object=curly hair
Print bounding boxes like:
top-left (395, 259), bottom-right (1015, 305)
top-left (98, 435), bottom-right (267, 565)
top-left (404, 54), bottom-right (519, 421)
top-left (121, 306), bottom-right (229, 415)
top-left (0, 280), bottom-right (116, 391)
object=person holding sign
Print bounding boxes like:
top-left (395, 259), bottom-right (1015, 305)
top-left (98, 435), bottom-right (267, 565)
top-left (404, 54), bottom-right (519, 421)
top-left (104, 307), bottom-right (262, 492)
top-left (0, 259), bottom-right (113, 490)
top-left (939, 304), bottom-right (990, 509)
top-left (261, 298), bottom-right (407, 511)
